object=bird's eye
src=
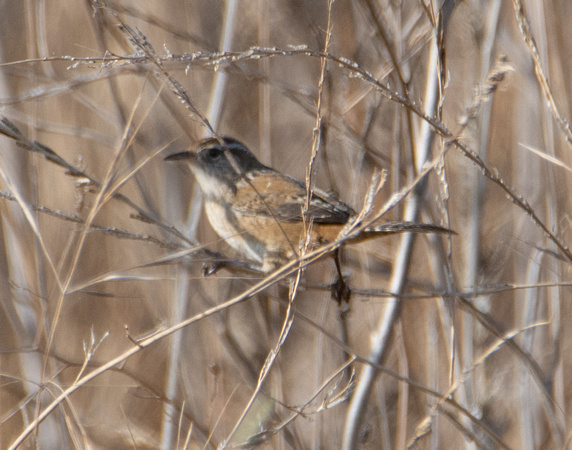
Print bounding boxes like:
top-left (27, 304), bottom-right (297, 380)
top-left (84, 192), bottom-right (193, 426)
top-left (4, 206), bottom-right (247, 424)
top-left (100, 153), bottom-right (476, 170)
top-left (208, 148), bottom-right (222, 160)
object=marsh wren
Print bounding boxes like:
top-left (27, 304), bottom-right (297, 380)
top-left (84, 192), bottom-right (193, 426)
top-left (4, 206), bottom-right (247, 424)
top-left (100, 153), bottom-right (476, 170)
top-left (165, 137), bottom-right (451, 288)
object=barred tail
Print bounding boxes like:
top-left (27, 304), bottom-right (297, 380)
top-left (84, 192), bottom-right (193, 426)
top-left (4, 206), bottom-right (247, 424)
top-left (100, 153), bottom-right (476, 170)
top-left (360, 221), bottom-right (455, 238)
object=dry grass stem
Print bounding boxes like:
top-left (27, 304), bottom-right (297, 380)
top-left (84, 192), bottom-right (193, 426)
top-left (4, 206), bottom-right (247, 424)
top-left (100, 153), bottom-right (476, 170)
top-left (2, 2), bottom-right (571, 448)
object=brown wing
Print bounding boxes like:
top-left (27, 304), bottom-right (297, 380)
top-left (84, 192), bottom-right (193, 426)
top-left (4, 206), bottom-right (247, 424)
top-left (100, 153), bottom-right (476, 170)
top-left (233, 170), bottom-right (354, 224)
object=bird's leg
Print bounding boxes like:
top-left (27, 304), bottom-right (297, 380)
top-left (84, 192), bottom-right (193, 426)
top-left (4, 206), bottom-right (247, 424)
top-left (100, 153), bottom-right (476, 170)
top-left (331, 249), bottom-right (351, 308)
top-left (332, 248), bottom-right (351, 362)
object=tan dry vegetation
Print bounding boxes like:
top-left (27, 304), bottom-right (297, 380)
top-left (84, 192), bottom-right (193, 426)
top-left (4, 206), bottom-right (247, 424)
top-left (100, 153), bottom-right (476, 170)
top-left (1, 0), bottom-right (571, 448)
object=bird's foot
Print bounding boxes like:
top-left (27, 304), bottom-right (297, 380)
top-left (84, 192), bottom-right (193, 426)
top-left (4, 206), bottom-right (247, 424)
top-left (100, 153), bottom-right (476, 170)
top-left (202, 259), bottom-right (264, 277)
top-left (331, 275), bottom-right (351, 308)
top-left (202, 261), bottom-right (226, 276)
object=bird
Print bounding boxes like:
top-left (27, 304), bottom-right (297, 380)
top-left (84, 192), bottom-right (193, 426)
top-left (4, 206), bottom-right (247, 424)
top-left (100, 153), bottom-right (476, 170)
top-left (165, 137), bottom-right (452, 302)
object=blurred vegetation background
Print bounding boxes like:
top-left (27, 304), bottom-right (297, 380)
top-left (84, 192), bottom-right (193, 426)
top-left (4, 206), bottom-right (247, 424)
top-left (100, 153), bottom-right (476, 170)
top-left (1, 0), bottom-right (571, 448)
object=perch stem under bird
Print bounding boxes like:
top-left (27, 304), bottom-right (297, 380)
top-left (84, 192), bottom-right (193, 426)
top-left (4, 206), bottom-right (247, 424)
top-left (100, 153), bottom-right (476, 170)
top-left (165, 137), bottom-right (453, 304)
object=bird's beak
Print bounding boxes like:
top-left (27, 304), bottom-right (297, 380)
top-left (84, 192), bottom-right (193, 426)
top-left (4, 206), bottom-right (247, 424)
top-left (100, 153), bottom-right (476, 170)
top-left (164, 151), bottom-right (197, 162)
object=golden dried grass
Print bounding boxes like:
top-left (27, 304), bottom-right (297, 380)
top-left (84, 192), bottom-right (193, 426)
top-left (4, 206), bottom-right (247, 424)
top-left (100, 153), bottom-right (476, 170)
top-left (0, 1), bottom-right (571, 448)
